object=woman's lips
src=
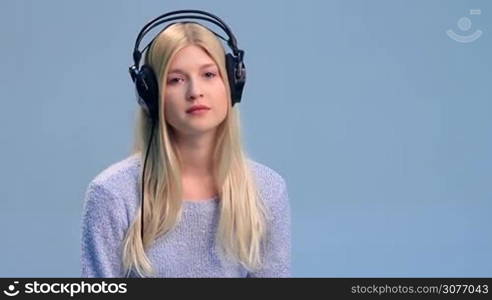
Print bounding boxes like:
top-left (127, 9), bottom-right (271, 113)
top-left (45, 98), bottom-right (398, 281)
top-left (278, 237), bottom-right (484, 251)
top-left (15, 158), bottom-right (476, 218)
top-left (187, 107), bottom-right (210, 115)
top-left (186, 104), bottom-right (210, 113)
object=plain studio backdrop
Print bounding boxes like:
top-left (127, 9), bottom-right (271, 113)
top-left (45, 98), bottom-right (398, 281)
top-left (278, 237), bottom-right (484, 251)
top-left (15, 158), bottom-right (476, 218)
top-left (0, 0), bottom-right (491, 277)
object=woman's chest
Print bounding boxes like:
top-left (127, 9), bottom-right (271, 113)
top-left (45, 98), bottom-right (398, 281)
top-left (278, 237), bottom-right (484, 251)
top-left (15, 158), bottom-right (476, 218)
top-left (144, 208), bottom-right (247, 277)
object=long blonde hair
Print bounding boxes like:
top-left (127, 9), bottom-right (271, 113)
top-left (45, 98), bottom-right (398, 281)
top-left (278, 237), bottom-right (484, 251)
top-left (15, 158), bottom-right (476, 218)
top-left (122, 22), bottom-right (267, 277)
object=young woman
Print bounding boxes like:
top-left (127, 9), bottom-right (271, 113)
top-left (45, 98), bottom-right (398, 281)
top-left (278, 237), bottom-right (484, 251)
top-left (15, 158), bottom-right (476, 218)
top-left (81, 17), bottom-right (291, 278)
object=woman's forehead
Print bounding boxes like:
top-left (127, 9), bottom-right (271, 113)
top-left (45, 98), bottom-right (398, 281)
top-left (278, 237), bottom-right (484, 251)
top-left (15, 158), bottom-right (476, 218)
top-left (168, 63), bottom-right (217, 75)
top-left (168, 45), bottom-right (217, 73)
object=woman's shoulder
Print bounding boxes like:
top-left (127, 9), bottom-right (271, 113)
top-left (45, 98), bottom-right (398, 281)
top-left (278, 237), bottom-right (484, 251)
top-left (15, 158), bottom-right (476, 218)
top-left (247, 158), bottom-right (287, 187)
top-left (85, 153), bottom-right (141, 203)
top-left (246, 158), bottom-right (288, 206)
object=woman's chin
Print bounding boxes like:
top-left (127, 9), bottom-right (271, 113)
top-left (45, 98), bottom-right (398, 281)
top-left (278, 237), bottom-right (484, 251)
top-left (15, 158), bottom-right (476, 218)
top-left (178, 125), bottom-right (219, 137)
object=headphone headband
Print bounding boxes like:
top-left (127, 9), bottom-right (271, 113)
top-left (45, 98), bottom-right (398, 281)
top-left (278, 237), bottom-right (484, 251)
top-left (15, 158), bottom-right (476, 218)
top-left (132, 10), bottom-right (242, 69)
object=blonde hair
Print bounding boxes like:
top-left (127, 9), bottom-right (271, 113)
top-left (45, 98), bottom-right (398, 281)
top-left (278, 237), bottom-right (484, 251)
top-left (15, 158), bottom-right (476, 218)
top-left (122, 22), bottom-right (267, 277)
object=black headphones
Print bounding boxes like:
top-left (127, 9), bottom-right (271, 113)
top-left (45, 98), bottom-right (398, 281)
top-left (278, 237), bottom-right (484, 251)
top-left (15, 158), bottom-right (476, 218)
top-left (128, 9), bottom-right (247, 122)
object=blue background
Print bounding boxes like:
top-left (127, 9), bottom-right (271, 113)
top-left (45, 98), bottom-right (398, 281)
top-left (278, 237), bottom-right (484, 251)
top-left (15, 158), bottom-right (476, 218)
top-left (0, 0), bottom-right (490, 277)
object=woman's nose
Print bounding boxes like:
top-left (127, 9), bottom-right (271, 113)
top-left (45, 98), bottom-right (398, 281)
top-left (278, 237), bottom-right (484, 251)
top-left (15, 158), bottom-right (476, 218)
top-left (186, 78), bottom-right (204, 101)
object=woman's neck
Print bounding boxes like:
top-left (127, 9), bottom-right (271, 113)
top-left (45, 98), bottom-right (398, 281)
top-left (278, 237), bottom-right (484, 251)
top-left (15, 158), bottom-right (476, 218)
top-left (174, 130), bottom-right (216, 178)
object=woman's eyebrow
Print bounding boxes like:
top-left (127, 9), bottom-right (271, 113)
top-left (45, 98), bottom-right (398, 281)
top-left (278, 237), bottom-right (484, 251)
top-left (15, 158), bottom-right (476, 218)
top-left (169, 63), bottom-right (217, 74)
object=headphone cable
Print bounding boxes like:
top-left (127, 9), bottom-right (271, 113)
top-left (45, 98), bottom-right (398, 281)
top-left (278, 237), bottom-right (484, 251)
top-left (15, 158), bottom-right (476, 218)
top-left (141, 119), bottom-right (156, 243)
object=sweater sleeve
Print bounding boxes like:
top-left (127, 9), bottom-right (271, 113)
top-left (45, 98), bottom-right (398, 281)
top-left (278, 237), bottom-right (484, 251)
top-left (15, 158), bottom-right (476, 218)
top-left (81, 182), bottom-right (127, 277)
top-left (247, 179), bottom-right (292, 277)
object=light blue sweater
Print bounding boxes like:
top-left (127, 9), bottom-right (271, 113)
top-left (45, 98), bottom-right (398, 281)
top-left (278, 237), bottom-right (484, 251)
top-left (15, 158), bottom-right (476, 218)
top-left (80, 153), bottom-right (291, 278)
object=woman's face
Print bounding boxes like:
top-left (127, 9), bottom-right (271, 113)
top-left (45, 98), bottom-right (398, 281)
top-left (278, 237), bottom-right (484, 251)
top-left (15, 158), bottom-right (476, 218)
top-left (163, 45), bottom-right (228, 138)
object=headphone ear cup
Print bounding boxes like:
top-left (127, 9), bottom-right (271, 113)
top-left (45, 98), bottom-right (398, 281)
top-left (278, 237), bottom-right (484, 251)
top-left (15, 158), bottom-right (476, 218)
top-left (226, 53), bottom-right (246, 106)
top-left (135, 65), bottom-right (159, 121)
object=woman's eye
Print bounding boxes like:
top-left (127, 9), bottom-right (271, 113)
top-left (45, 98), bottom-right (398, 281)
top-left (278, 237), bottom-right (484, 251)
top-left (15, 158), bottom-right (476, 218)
top-left (168, 78), bottom-right (182, 84)
top-left (168, 72), bottom-right (216, 84)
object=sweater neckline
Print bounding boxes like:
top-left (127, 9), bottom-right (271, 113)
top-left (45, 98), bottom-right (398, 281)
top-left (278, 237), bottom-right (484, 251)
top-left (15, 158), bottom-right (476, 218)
top-left (132, 154), bottom-right (219, 205)
top-left (182, 195), bottom-right (219, 204)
